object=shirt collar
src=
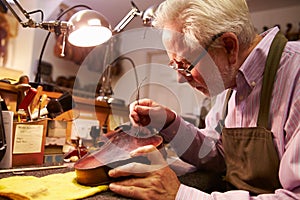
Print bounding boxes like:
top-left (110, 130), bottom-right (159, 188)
top-left (235, 27), bottom-right (280, 103)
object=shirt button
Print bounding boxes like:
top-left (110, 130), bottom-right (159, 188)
top-left (251, 81), bottom-right (256, 87)
top-left (239, 95), bottom-right (244, 101)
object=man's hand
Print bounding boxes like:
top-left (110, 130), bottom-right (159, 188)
top-left (129, 98), bottom-right (176, 131)
top-left (108, 145), bottom-right (180, 200)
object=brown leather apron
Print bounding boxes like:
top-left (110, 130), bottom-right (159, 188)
top-left (222, 32), bottom-right (287, 195)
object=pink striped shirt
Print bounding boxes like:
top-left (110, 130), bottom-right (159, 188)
top-left (161, 27), bottom-right (300, 199)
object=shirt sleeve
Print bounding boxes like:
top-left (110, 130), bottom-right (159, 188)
top-left (176, 184), bottom-right (212, 199)
top-left (160, 91), bottom-right (228, 171)
top-left (277, 74), bottom-right (300, 198)
top-left (176, 184), bottom-right (300, 200)
top-left (176, 184), bottom-right (253, 200)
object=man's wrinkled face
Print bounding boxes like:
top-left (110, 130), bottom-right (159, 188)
top-left (162, 27), bottom-right (226, 97)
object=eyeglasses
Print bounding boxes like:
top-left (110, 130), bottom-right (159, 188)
top-left (168, 32), bottom-right (224, 77)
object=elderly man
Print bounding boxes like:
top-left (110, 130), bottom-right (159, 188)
top-left (108, 0), bottom-right (300, 199)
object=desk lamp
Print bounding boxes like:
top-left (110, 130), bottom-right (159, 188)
top-left (0, 0), bottom-right (112, 89)
top-left (1, 0), bottom-right (157, 97)
top-left (0, 0), bottom-right (113, 46)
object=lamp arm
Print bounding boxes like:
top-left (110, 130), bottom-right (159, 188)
top-left (98, 56), bottom-right (139, 100)
top-left (113, 1), bottom-right (142, 33)
top-left (109, 56), bottom-right (139, 90)
top-left (1, 0), bottom-right (76, 35)
top-left (1, 0), bottom-right (37, 27)
top-left (12, 0), bottom-right (30, 18)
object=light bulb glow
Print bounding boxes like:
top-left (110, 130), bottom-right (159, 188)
top-left (68, 10), bottom-right (112, 47)
top-left (68, 26), bottom-right (112, 47)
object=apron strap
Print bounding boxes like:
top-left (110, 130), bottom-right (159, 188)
top-left (215, 89), bottom-right (233, 133)
top-left (257, 32), bottom-right (287, 129)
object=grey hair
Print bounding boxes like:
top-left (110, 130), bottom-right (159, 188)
top-left (154, 0), bottom-right (256, 50)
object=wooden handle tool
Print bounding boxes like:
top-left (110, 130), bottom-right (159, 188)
top-left (30, 85), bottom-right (43, 113)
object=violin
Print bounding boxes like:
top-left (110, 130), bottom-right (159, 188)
top-left (74, 125), bottom-right (165, 186)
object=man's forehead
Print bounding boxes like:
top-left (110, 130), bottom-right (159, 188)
top-left (162, 29), bottom-right (185, 43)
top-left (162, 28), bottom-right (206, 60)
top-left (162, 29), bottom-right (188, 53)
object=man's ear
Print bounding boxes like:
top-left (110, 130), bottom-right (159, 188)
top-left (221, 32), bottom-right (239, 65)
